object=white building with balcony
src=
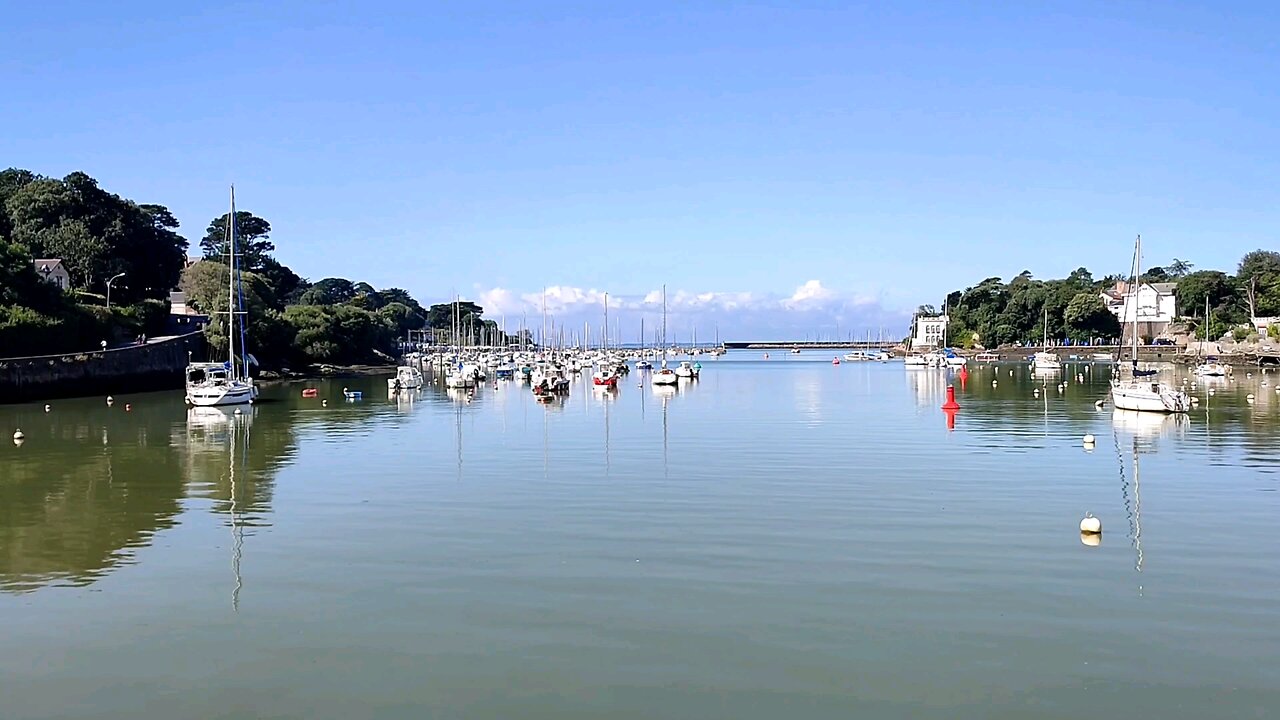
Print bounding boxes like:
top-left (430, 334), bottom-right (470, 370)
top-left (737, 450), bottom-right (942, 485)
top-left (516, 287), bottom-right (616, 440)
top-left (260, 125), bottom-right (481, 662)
top-left (1101, 281), bottom-right (1177, 339)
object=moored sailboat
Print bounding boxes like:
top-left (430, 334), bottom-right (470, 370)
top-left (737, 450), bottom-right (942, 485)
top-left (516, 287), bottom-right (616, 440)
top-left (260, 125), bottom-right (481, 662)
top-left (1110, 235), bottom-right (1189, 413)
top-left (186, 187), bottom-right (258, 407)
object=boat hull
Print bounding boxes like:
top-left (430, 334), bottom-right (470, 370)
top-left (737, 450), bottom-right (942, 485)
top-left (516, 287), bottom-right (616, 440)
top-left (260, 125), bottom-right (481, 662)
top-left (187, 382), bottom-right (256, 407)
top-left (1111, 381), bottom-right (1190, 413)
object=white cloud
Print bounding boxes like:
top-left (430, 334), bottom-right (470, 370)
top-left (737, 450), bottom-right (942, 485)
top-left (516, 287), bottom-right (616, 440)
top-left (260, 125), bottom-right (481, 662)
top-left (785, 279), bottom-right (833, 305)
top-left (468, 280), bottom-right (910, 341)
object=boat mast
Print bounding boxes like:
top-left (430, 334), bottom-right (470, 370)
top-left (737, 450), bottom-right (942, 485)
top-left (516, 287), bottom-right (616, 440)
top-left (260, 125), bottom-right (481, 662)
top-left (1132, 234), bottom-right (1141, 369)
top-left (603, 292), bottom-right (609, 353)
top-left (661, 284), bottom-right (668, 368)
top-left (226, 186), bottom-right (238, 381)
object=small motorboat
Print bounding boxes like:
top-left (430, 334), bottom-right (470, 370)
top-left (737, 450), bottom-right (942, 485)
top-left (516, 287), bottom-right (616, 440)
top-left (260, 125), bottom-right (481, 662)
top-left (301, 388), bottom-right (319, 398)
top-left (342, 388), bottom-right (363, 400)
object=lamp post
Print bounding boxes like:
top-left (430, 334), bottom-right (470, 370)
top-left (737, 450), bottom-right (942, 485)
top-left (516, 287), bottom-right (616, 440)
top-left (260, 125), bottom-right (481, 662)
top-left (106, 272), bottom-right (126, 309)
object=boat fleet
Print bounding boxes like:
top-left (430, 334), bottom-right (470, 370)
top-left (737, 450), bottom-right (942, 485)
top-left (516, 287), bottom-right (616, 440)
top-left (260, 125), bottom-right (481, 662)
top-left (392, 346), bottom-right (705, 400)
top-left (179, 210), bottom-right (1235, 421)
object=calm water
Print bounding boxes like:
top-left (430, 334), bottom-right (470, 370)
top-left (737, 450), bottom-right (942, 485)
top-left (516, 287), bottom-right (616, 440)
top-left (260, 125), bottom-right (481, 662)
top-left (2, 353), bottom-right (1278, 719)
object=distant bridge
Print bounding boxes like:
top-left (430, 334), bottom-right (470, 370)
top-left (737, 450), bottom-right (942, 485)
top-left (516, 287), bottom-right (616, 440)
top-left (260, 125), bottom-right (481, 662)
top-left (723, 341), bottom-right (902, 350)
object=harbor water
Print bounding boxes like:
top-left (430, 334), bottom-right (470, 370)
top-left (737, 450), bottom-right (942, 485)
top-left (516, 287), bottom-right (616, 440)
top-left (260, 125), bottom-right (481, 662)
top-left (2, 353), bottom-right (1278, 719)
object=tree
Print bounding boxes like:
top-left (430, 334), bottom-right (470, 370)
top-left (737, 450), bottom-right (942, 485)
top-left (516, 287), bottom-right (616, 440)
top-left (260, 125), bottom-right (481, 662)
top-left (297, 277), bottom-right (356, 306)
top-left (1066, 267), bottom-right (1094, 289)
top-left (1141, 266), bottom-right (1169, 283)
top-left (426, 301), bottom-right (484, 329)
top-left (1168, 258), bottom-right (1194, 278)
top-left (1238, 250), bottom-right (1280, 318)
top-left (4, 172), bottom-right (186, 298)
top-left (200, 211), bottom-right (274, 271)
top-left (256, 257), bottom-right (308, 309)
top-left (377, 301), bottom-right (425, 337)
top-left (1063, 292), bottom-right (1121, 342)
top-left (1174, 271), bottom-right (1238, 321)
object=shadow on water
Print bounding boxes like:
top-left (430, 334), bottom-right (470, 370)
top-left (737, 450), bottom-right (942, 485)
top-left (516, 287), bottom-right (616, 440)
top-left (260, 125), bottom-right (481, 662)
top-left (0, 389), bottom-right (301, 595)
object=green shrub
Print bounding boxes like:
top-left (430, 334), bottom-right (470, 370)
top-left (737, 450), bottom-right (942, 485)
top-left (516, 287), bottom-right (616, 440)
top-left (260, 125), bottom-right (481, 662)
top-left (1233, 327), bottom-right (1251, 342)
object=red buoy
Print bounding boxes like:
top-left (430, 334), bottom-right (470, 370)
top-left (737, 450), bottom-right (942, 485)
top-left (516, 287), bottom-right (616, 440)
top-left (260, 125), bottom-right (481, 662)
top-left (941, 385), bottom-right (961, 410)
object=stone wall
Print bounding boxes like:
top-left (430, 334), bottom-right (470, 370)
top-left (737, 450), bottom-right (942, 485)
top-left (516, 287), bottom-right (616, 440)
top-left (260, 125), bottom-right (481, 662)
top-left (0, 332), bottom-right (207, 404)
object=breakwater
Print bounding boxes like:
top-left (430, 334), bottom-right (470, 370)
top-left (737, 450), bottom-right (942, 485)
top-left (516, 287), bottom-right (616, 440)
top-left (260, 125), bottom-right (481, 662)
top-left (0, 332), bottom-right (206, 404)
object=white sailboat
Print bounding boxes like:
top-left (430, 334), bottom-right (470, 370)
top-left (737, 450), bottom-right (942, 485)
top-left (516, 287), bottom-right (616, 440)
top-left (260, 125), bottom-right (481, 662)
top-left (186, 187), bottom-right (259, 407)
top-left (1110, 235), bottom-right (1189, 413)
top-left (1032, 307), bottom-right (1062, 373)
top-left (1192, 295), bottom-right (1228, 377)
top-left (652, 285), bottom-right (678, 386)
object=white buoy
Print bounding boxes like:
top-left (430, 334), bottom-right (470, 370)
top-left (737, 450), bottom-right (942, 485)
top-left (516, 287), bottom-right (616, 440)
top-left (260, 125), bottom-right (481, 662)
top-left (234, 408), bottom-right (242, 415)
top-left (1247, 372), bottom-right (1253, 378)
top-left (1083, 434), bottom-right (1096, 445)
top-left (322, 399), bottom-right (328, 407)
top-left (992, 380), bottom-right (998, 387)
top-left (1209, 388), bottom-right (1216, 396)
top-left (1191, 396), bottom-right (1200, 404)
top-left (106, 395), bottom-right (114, 405)
top-left (13, 429), bottom-right (24, 441)
top-left (44, 404), bottom-right (51, 412)
top-left (1080, 514), bottom-right (1102, 534)
top-left (1080, 532), bottom-right (1101, 547)
top-left (1009, 370), bottom-right (1013, 377)
top-left (1094, 399), bottom-right (1104, 408)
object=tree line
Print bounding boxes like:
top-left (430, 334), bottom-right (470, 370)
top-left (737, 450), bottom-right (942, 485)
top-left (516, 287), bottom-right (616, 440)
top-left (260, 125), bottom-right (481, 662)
top-left (0, 167), bottom-right (506, 365)
top-left (935, 253), bottom-right (1280, 348)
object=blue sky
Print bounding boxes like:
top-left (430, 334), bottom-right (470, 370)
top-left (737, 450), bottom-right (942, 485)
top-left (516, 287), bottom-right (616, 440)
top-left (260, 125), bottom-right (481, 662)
top-left (3, 1), bottom-right (1276, 339)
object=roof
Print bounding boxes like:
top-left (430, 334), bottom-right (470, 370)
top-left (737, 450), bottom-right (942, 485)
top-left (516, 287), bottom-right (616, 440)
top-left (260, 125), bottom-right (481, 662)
top-left (1102, 280), bottom-right (1176, 298)
top-left (33, 258), bottom-right (65, 272)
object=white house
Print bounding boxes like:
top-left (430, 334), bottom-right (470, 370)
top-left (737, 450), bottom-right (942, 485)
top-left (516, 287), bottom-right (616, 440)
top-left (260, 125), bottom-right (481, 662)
top-left (1101, 281), bottom-right (1177, 338)
top-left (911, 313), bottom-right (949, 349)
top-left (33, 259), bottom-right (70, 290)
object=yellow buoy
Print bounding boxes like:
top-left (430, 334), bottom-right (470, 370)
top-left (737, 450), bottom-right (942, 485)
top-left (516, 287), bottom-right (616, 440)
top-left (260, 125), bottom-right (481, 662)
top-left (1080, 514), bottom-right (1102, 534)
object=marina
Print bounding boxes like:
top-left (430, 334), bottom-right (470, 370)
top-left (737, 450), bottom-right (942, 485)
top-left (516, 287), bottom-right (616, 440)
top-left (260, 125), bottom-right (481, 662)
top-left (4, 352), bottom-right (1280, 718)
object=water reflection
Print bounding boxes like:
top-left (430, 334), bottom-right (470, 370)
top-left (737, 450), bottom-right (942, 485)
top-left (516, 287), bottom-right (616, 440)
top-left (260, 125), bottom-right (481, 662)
top-left (0, 402), bottom-right (187, 594)
top-left (183, 406), bottom-right (255, 610)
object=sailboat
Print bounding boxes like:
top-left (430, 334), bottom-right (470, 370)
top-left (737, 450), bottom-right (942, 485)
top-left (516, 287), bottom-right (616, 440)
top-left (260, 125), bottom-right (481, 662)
top-left (186, 187), bottom-right (259, 407)
top-left (1032, 307), bottom-right (1062, 373)
top-left (1193, 295), bottom-right (1228, 377)
top-left (1110, 235), bottom-right (1190, 413)
top-left (652, 285), bottom-right (678, 386)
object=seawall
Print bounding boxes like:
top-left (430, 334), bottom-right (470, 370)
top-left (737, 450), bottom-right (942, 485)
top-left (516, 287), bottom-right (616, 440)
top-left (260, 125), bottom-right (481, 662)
top-left (0, 332), bottom-right (207, 404)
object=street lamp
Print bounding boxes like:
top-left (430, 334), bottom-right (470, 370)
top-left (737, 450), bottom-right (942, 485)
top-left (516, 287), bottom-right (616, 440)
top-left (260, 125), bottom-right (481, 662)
top-left (106, 272), bottom-right (126, 309)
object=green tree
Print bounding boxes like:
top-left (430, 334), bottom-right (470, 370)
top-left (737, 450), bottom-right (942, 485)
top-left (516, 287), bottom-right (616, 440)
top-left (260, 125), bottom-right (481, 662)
top-left (1063, 292), bottom-right (1121, 342)
top-left (255, 257), bottom-right (308, 309)
top-left (200, 211), bottom-right (274, 271)
top-left (1168, 258), bottom-right (1194, 278)
top-left (1141, 266), bottom-right (1169, 283)
top-left (426, 301), bottom-right (484, 329)
top-left (4, 172), bottom-right (186, 298)
top-left (298, 277), bottom-right (356, 306)
top-left (1238, 250), bottom-right (1280, 318)
top-left (1175, 270), bottom-right (1239, 321)
top-left (377, 301), bottom-right (425, 337)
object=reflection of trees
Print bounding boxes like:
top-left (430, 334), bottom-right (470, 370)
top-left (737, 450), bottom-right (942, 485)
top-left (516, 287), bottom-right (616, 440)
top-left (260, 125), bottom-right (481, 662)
top-left (0, 397), bottom-right (300, 595)
top-left (0, 405), bottom-right (186, 594)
